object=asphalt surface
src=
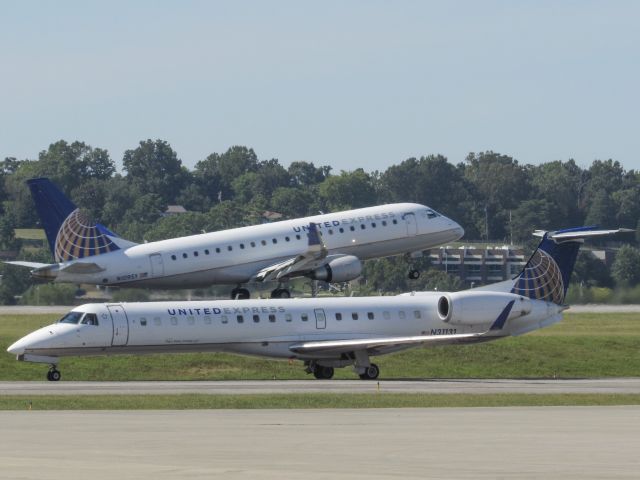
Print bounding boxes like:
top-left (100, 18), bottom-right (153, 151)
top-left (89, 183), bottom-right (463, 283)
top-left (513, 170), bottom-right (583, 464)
top-left (1, 407), bottom-right (639, 479)
top-left (2, 378), bottom-right (640, 396)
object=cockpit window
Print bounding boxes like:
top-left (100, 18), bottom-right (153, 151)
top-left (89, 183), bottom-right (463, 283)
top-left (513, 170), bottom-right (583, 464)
top-left (58, 312), bottom-right (83, 324)
top-left (425, 209), bottom-right (440, 219)
top-left (80, 313), bottom-right (99, 326)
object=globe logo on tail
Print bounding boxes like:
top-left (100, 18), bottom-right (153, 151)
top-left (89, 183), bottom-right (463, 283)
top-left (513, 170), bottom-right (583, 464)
top-left (54, 209), bottom-right (120, 262)
top-left (511, 249), bottom-right (564, 304)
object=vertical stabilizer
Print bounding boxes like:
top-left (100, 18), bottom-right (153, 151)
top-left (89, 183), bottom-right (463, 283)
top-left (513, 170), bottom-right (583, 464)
top-left (510, 226), bottom-right (631, 305)
top-left (27, 178), bottom-right (132, 262)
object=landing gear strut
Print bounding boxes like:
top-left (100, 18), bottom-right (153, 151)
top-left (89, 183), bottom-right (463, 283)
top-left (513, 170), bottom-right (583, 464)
top-left (230, 287), bottom-right (250, 300)
top-left (47, 366), bottom-right (61, 382)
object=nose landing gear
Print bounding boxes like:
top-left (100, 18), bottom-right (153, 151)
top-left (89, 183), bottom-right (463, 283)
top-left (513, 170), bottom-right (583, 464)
top-left (46, 366), bottom-right (61, 382)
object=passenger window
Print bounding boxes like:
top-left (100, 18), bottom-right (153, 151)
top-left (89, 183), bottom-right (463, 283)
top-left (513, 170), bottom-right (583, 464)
top-left (392, 219), bottom-right (398, 225)
top-left (269, 314), bottom-right (276, 323)
top-left (170, 317), bottom-right (178, 325)
top-left (253, 314), bottom-right (260, 323)
top-left (414, 310), bottom-right (421, 319)
top-left (221, 315), bottom-right (229, 324)
top-left (296, 234), bottom-right (301, 240)
top-left (285, 313), bottom-right (292, 322)
top-left (182, 253), bottom-right (188, 259)
top-left (350, 226), bottom-right (355, 231)
top-left (360, 224), bottom-right (366, 230)
top-left (216, 247), bottom-right (221, 253)
top-left (240, 243), bottom-right (245, 249)
top-left (352, 313), bottom-right (358, 320)
top-left (228, 245), bottom-right (233, 251)
top-left (237, 315), bottom-right (244, 323)
top-left (335, 312), bottom-right (342, 321)
top-left (399, 311), bottom-right (406, 320)
top-left (383, 311), bottom-right (390, 320)
top-left (328, 229), bottom-right (333, 235)
top-left (261, 240), bottom-right (267, 246)
top-left (154, 317), bottom-right (162, 326)
top-left (204, 249), bottom-right (210, 255)
top-left (339, 228), bottom-right (344, 233)
top-left (367, 312), bottom-right (374, 320)
top-left (171, 255), bottom-right (177, 260)
top-left (372, 222), bottom-right (376, 228)
top-left (285, 236), bottom-right (290, 242)
top-left (187, 316), bottom-right (195, 325)
top-left (301, 313), bottom-right (309, 322)
top-left (251, 241), bottom-right (256, 247)
top-left (204, 316), bottom-right (212, 325)
top-left (193, 251), bottom-right (198, 257)
top-left (382, 220), bottom-right (387, 226)
top-left (140, 317), bottom-right (147, 326)
top-left (272, 238), bottom-right (277, 244)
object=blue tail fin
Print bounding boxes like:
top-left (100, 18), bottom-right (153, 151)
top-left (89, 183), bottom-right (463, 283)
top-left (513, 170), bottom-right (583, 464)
top-left (27, 178), bottom-right (126, 262)
top-left (511, 226), bottom-right (631, 305)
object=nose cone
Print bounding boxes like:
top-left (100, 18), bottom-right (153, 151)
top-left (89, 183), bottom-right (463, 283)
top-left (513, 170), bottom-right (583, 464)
top-left (7, 338), bottom-right (26, 356)
top-left (453, 223), bottom-right (465, 240)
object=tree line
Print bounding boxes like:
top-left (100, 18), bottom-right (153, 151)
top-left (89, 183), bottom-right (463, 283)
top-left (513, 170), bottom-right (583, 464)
top-left (1, 139), bottom-right (639, 303)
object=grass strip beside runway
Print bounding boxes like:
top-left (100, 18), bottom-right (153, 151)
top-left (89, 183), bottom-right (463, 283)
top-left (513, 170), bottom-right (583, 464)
top-left (1, 393), bottom-right (640, 410)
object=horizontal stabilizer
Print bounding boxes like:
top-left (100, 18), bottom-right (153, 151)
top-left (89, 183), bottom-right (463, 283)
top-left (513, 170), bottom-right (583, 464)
top-left (289, 332), bottom-right (482, 355)
top-left (533, 227), bottom-right (634, 241)
top-left (3, 261), bottom-right (51, 269)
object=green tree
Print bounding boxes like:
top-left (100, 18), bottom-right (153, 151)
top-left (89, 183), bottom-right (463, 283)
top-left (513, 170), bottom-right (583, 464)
top-left (194, 146), bottom-right (259, 202)
top-left (318, 169), bottom-right (377, 211)
top-left (611, 245), bottom-right (640, 287)
top-left (123, 139), bottom-right (190, 204)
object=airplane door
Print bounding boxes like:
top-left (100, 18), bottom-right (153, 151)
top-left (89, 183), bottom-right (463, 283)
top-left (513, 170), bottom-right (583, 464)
top-left (149, 253), bottom-right (164, 276)
top-left (314, 309), bottom-right (326, 330)
top-left (107, 304), bottom-right (129, 346)
top-left (404, 212), bottom-right (418, 236)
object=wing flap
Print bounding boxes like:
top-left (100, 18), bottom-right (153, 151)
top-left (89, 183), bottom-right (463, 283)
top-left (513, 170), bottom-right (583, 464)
top-left (289, 332), bottom-right (483, 355)
top-left (254, 222), bottom-right (327, 282)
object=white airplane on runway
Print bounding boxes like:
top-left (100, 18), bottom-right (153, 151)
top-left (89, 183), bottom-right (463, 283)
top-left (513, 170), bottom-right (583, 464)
top-left (7, 226), bottom-right (631, 381)
top-left (7, 178), bottom-right (464, 299)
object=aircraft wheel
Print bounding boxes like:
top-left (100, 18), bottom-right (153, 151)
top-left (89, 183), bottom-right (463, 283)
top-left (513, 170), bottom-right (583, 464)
top-left (46, 371), bottom-right (52, 381)
top-left (358, 364), bottom-right (379, 380)
top-left (408, 270), bottom-right (420, 280)
top-left (313, 366), bottom-right (334, 380)
top-left (48, 369), bottom-right (61, 382)
top-left (230, 288), bottom-right (250, 300)
top-left (270, 288), bottom-right (291, 299)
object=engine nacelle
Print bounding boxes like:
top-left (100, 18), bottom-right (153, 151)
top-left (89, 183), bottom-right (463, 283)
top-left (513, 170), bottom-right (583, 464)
top-left (437, 291), bottom-right (531, 326)
top-left (309, 255), bottom-right (362, 283)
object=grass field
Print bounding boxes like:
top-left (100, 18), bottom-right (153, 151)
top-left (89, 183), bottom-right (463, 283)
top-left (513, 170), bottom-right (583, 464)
top-left (13, 228), bottom-right (46, 240)
top-left (1, 312), bottom-right (640, 381)
top-left (2, 393), bottom-right (640, 410)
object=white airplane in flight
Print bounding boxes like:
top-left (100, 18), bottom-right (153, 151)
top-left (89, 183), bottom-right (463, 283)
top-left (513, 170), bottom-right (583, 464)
top-left (8, 178), bottom-right (464, 299)
top-left (7, 226), bottom-right (630, 381)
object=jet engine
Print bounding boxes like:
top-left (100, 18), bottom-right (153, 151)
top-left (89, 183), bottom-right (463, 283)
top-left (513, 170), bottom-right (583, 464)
top-left (436, 291), bottom-right (531, 326)
top-left (309, 255), bottom-right (363, 283)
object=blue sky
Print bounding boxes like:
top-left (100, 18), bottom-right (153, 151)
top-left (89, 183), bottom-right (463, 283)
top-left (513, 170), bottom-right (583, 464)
top-left (1, 1), bottom-right (638, 172)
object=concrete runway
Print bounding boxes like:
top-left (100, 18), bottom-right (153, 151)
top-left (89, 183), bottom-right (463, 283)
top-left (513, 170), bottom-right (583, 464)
top-left (1, 407), bottom-right (639, 479)
top-left (2, 378), bottom-right (640, 396)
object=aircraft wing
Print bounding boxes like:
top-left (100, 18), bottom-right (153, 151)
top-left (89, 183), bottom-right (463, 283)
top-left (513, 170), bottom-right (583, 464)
top-left (4, 261), bottom-right (51, 269)
top-left (289, 332), bottom-right (483, 356)
top-left (253, 222), bottom-right (328, 282)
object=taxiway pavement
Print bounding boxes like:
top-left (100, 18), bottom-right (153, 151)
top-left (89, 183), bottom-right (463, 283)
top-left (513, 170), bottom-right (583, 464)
top-left (2, 378), bottom-right (640, 395)
top-left (1, 407), bottom-right (639, 479)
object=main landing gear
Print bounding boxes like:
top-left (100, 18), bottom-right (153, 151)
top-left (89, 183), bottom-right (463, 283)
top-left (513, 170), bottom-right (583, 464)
top-left (46, 365), bottom-right (61, 382)
top-left (305, 354), bottom-right (381, 380)
top-left (408, 269), bottom-right (420, 280)
top-left (230, 287), bottom-right (250, 300)
top-left (270, 288), bottom-right (291, 299)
